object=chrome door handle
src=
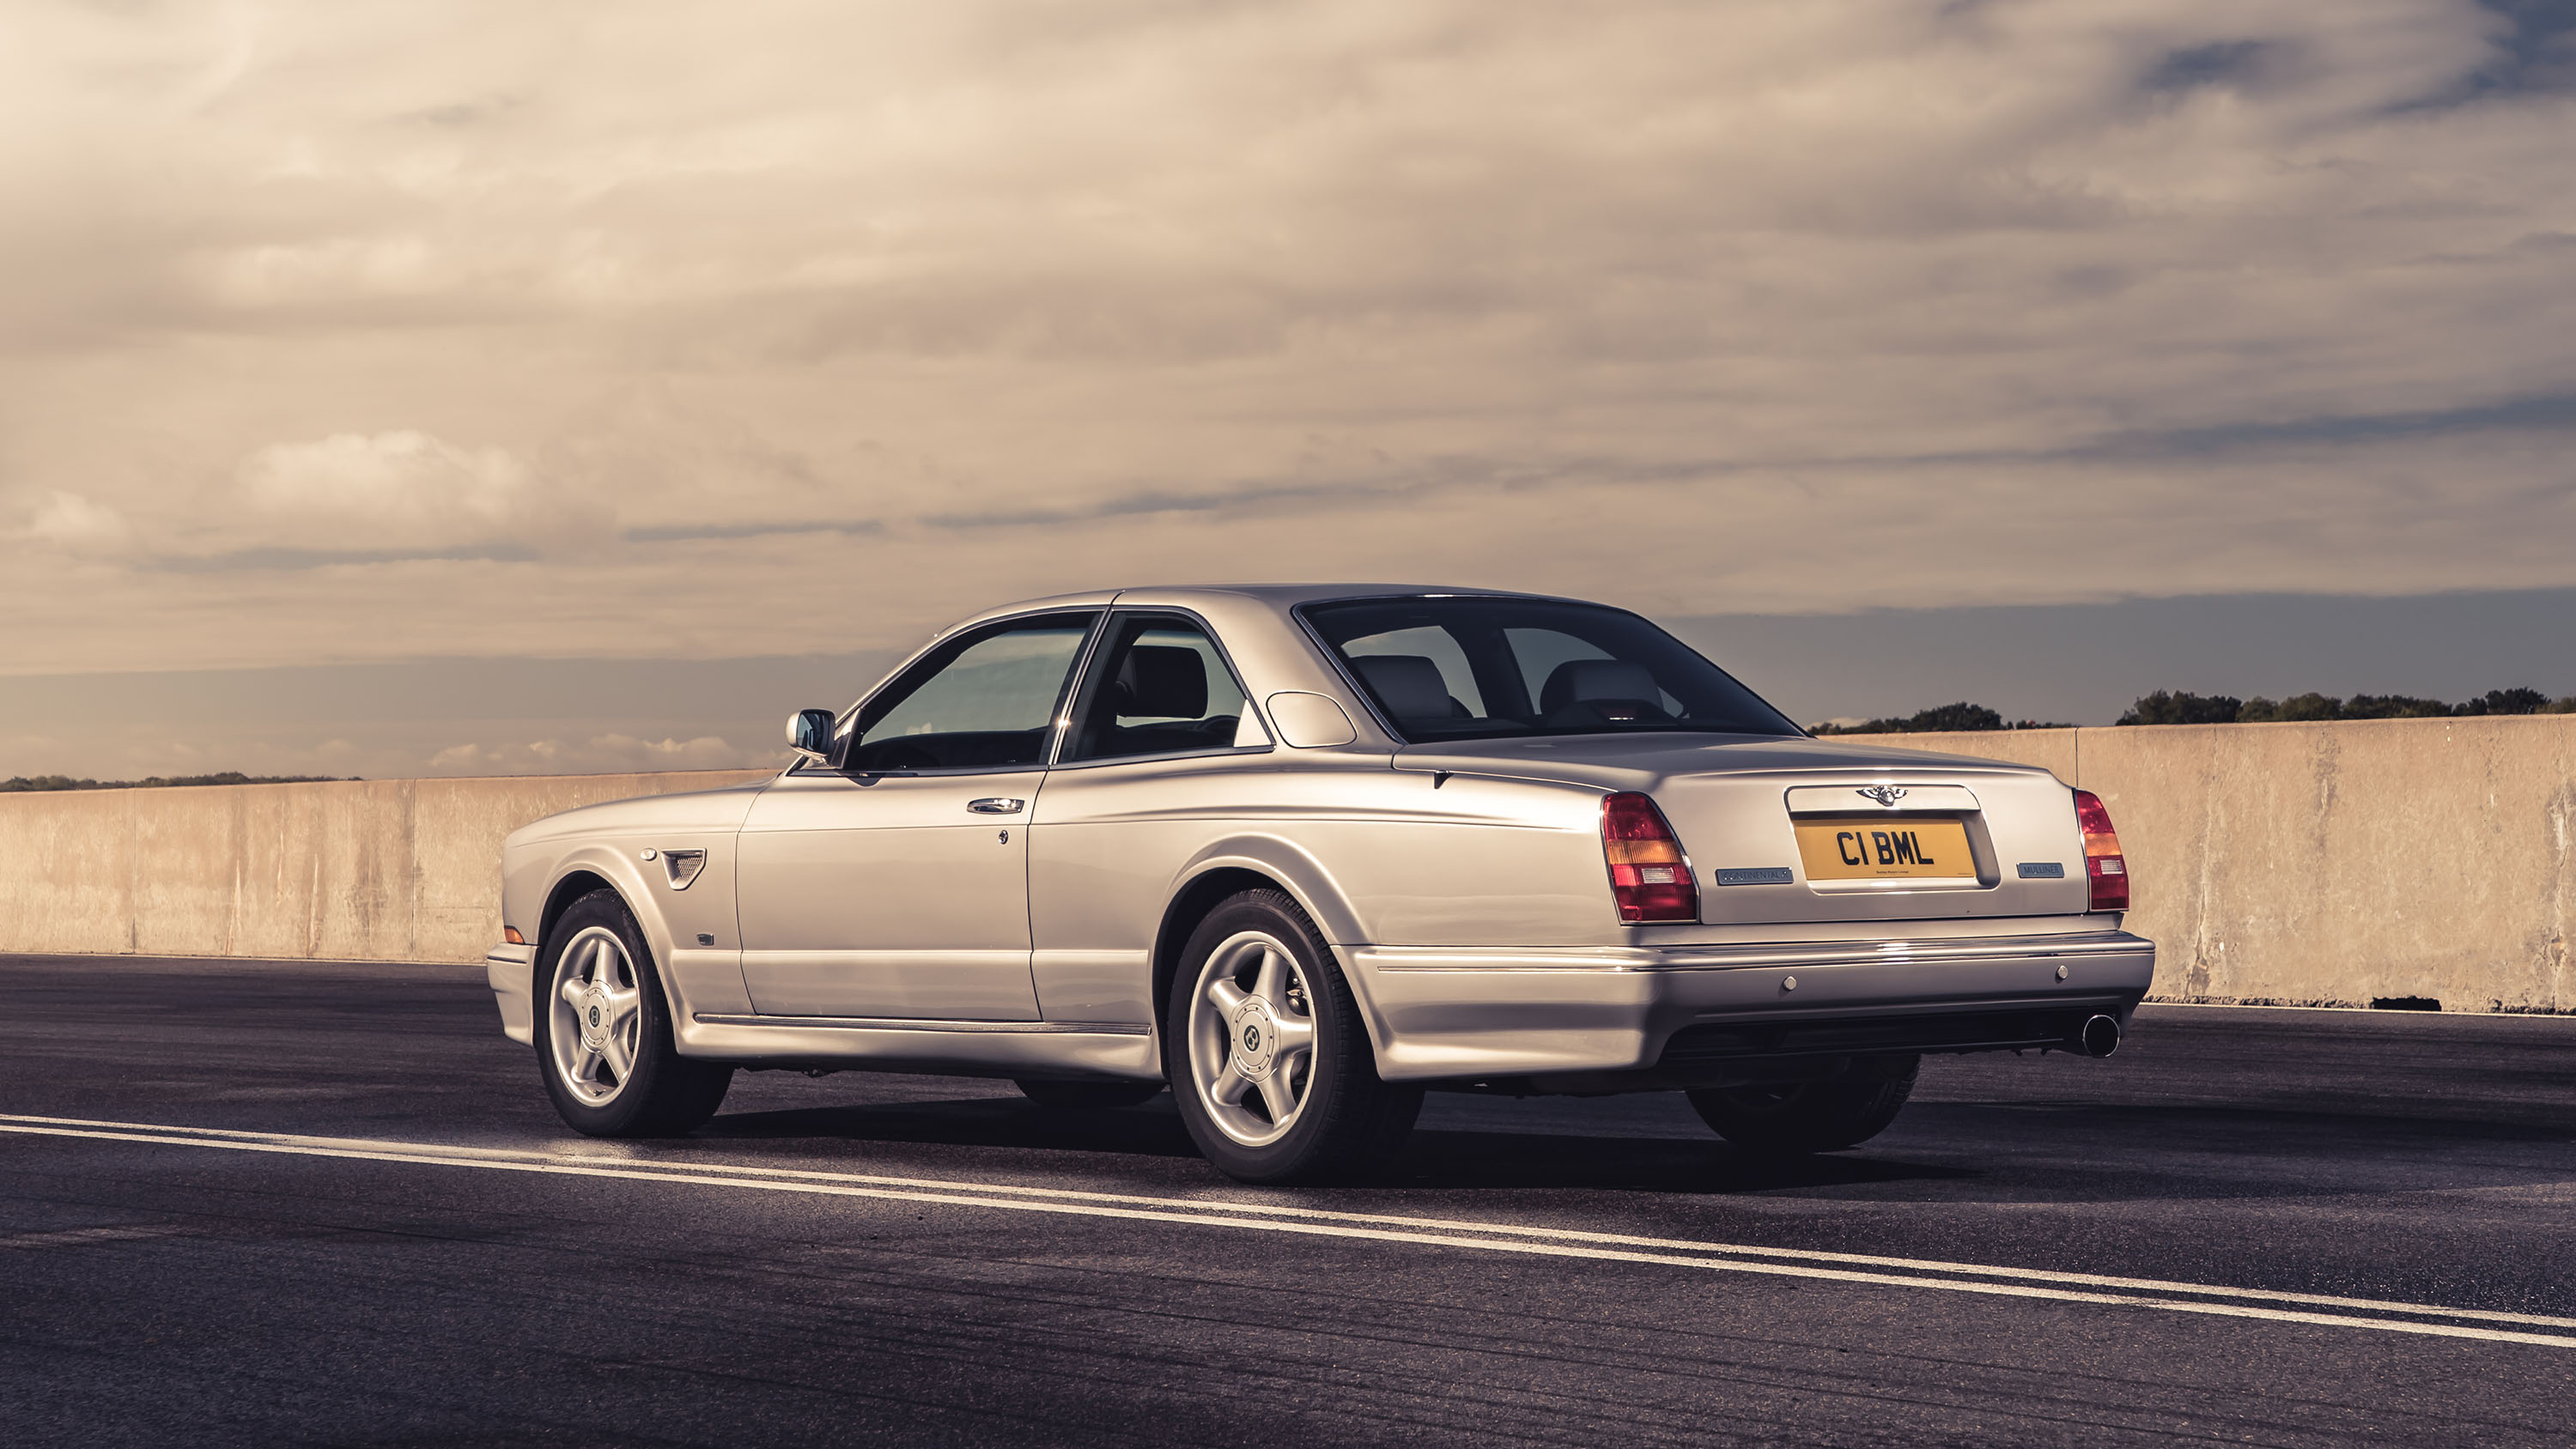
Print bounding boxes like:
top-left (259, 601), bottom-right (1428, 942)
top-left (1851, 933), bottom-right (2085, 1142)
top-left (967, 797), bottom-right (1025, 815)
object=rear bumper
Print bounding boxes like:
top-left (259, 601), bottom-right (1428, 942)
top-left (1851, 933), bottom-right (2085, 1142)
top-left (1351, 928), bottom-right (2154, 1084)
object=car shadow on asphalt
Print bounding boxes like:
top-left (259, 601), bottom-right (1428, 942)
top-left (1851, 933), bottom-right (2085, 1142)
top-left (691, 1096), bottom-right (1976, 1193)
top-left (1384, 1126), bottom-right (1974, 1192)
top-left (1919, 1098), bottom-right (2576, 1146)
top-left (697, 1098), bottom-right (1207, 1159)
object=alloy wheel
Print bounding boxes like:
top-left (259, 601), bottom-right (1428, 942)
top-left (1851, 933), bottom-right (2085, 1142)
top-left (548, 926), bottom-right (643, 1106)
top-left (1184, 930), bottom-right (1319, 1147)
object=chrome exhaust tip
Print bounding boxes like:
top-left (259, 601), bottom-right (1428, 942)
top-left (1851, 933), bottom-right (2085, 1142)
top-left (2078, 1015), bottom-right (2122, 1058)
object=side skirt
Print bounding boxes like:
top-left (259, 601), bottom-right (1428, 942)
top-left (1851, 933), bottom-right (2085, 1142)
top-left (680, 1014), bottom-right (1162, 1082)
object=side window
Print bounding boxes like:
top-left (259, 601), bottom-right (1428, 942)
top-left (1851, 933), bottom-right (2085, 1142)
top-left (1062, 615), bottom-right (1258, 763)
top-left (846, 614), bottom-right (1095, 772)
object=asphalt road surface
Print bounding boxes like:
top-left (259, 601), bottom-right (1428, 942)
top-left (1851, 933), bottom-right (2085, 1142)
top-left (3, 954), bottom-right (2573, 1448)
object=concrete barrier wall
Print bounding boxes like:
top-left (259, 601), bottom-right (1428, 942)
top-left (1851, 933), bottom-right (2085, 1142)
top-left (1840, 716), bottom-right (2574, 1012)
top-left (3, 716), bottom-right (2570, 1011)
top-left (0, 770), bottom-right (772, 966)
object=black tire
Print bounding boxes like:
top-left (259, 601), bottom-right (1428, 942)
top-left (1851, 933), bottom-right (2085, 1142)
top-left (1166, 888), bottom-right (1421, 1184)
top-left (1015, 1079), bottom-right (1165, 1109)
top-left (1686, 1056), bottom-right (1919, 1155)
top-left (533, 889), bottom-right (734, 1137)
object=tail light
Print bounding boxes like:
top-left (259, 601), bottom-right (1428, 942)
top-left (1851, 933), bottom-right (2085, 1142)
top-left (1602, 792), bottom-right (1698, 923)
top-left (2074, 790), bottom-right (2128, 912)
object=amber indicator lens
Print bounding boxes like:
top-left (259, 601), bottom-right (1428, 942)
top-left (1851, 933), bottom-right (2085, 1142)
top-left (2074, 790), bottom-right (2128, 912)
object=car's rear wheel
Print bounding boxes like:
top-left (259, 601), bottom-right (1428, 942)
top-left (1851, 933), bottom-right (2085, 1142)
top-left (1168, 889), bottom-right (1420, 1184)
top-left (535, 889), bottom-right (733, 1137)
top-left (1686, 1056), bottom-right (1919, 1155)
top-left (1015, 1079), bottom-right (1164, 1109)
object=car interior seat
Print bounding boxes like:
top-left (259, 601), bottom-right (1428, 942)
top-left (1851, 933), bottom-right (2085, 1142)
top-left (1353, 655), bottom-right (1471, 720)
top-left (1539, 658), bottom-right (1664, 718)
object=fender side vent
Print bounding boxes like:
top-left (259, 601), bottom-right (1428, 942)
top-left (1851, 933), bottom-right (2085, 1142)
top-left (663, 849), bottom-right (708, 890)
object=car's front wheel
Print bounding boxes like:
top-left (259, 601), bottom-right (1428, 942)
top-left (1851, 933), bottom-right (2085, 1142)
top-left (1686, 1056), bottom-right (1919, 1155)
top-left (1167, 889), bottom-right (1420, 1184)
top-left (534, 889), bottom-right (733, 1137)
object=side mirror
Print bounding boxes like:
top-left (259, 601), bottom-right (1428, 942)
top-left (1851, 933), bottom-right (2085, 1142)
top-left (786, 708), bottom-right (841, 766)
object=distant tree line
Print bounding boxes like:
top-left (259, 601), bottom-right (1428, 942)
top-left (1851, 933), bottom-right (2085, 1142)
top-left (2117, 688), bottom-right (2574, 725)
top-left (1811, 688), bottom-right (2574, 734)
top-left (0, 772), bottom-right (355, 794)
top-left (1809, 703), bottom-right (2074, 736)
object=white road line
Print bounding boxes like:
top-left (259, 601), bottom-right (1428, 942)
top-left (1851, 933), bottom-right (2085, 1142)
top-left (10, 1113), bottom-right (2567, 1332)
top-left (5, 1114), bottom-right (2572, 1351)
top-left (0, 1223), bottom-right (196, 1252)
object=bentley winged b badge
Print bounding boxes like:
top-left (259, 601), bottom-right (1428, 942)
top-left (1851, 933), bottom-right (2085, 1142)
top-left (1856, 785), bottom-right (1910, 807)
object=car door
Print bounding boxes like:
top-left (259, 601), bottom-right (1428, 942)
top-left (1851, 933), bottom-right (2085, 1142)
top-left (736, 610), bottom-right (1100, 1020)
top-left (1025, 610), bottom-right (1274, 1028)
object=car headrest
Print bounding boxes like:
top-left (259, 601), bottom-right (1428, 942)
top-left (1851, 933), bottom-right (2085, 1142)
top-left (1116, 645), bottom-right (1208, 718)
top-left (1352, 654), bottom-right (1455, 719)
top-left (1540, 658), bottom-right (1662, 714)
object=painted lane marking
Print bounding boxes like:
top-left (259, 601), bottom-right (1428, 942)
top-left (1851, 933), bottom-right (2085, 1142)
top-left (3, 1114), bottom-right (2571, 1350)
top-left (0, 1223), bottom-right (197, 1252)
top-left (9, 1113), bottom-right (2566, 1333)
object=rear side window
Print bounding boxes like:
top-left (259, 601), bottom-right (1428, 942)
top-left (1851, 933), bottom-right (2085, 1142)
top-left (1302, 597), bottom-right (1800, 744)
top-left (1061, 614), bottom-right (1261, 763)
top-left (847, 613), bottom-right (1096, 772)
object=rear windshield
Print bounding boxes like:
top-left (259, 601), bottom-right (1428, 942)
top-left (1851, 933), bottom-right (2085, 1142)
top-left (1300, 597), bottom-right (1803, 744)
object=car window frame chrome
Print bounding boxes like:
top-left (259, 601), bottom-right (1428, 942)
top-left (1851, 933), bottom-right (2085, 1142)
top-left (1288, 593), bottom-right (1810, 748)
top-left (1045, 603), bottom-right (1278, 770)
top-left (785, 606), bottom-right (1111, 781)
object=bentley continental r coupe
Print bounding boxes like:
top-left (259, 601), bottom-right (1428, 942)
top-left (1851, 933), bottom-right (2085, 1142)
top-left (485, 586), bottom-right (2154, 1181)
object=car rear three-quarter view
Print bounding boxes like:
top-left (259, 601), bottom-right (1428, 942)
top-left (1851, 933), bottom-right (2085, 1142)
top-left (483, 585), bottom-right (2155, 1183)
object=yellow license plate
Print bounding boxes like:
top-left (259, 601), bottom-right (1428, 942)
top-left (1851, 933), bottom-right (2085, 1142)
top-left (1795, 818), bottom-right (1976, 881)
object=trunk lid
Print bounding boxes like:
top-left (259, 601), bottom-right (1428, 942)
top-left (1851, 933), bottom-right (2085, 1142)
top-left (1396, 733), bottom-right (2093, 925)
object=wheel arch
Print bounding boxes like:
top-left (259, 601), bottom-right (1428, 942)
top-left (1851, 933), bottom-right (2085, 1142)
top-left (537, 869), bottom-right (625, 959)
top-left (532, 851), bottom-right (672, 978)
top-left (1151, 839), bottom-right (1388, 1063)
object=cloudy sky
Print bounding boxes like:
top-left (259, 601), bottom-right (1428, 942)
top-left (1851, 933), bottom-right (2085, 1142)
top-left (4, 1), bottom-right (2573, 777)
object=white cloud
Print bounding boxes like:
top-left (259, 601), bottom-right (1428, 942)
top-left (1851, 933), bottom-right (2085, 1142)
top-left (16, 492), bottom-right (135, 558)
top-left (0, 0), bottom-right (2567, 676)
top-left (224, 430), bottom-right (606, 554)
top-left (426, 734), bottom-right (766, 777)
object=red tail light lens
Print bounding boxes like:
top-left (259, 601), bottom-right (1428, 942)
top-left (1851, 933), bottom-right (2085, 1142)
top-left (1602, 792), bottom-right (1698, 923)
top-left (2074, 790), bottom-right (2128, 912)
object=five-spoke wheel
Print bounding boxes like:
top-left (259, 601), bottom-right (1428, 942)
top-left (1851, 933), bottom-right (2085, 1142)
top-left (533, 889), bottom-right (733, 1137)
top-left (548, 926), bottom-right (645, 1106)
top-left (1166, 888), bottom-right (1419, 1183)
top-left (1185, 930), bottom-right (1319, 1147)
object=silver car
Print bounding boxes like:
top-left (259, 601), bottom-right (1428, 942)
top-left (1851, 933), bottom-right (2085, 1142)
top-left (485, 585), bottom-right (2152, 1182)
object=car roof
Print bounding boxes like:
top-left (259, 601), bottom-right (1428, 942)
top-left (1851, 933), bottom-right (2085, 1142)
top-left (969, 583), bottom-right (1590, 619)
